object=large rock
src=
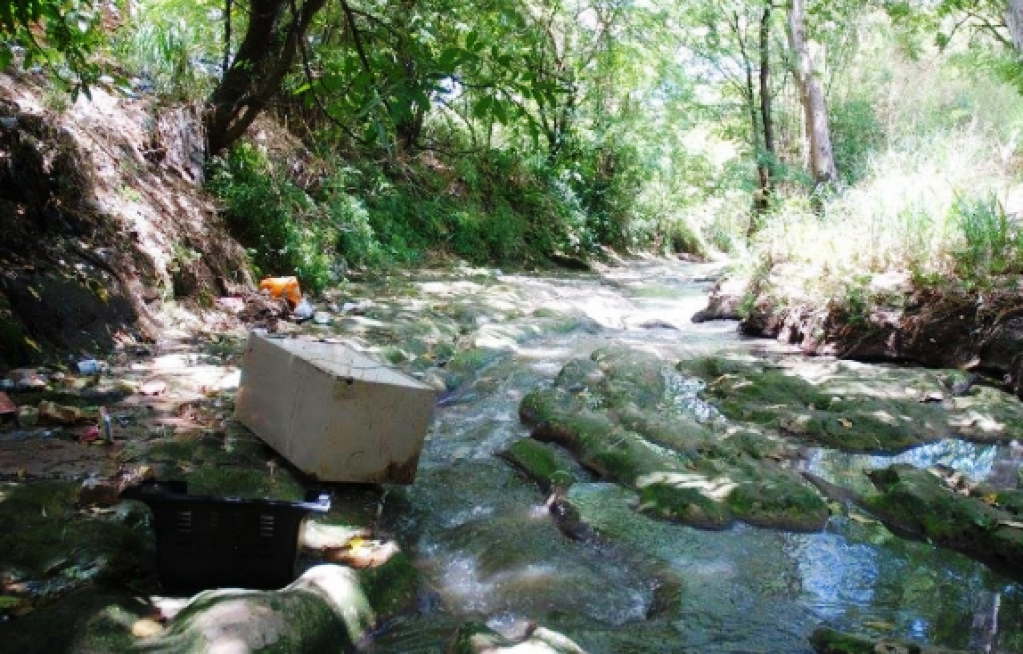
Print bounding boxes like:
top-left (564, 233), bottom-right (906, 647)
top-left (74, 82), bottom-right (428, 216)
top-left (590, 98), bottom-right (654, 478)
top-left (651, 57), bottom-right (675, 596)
top-left (450, 621), bottom-right (588, 654)
top-left (810, 626), bottom-right (971, 654)
top-left (860, 464), bottom-right (1023, 580)
top-left (678, 355), bottom-right (1023, 450)
top-left (519, 347), bottom-right (828, 531)
top-left (0, 561), bottom-right (418, 653)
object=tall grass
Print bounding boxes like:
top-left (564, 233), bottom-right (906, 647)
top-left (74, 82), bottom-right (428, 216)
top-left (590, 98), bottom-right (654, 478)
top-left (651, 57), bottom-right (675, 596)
top-left (746, 53), bottom-right (1023, 299)
top-left (115, 0), bottom-right (221, 100)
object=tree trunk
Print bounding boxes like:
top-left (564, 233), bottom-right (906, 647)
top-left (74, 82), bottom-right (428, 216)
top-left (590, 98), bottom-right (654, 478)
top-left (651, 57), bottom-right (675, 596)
top-left (1007, 0), bottom-right (1023, 52)
top-left (759, 4), bottom-right (775, 185)
top-left (204, 0), bottom-right (328, 158)
top-left (787, 0), bottom-right (837, 189)
top-left (752, 3), bottom-right (775, 220)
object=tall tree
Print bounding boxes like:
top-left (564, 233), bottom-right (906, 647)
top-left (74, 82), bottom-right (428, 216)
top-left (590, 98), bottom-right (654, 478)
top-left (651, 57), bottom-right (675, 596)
top-left (204, 0), bottom-right (328, 157)
top-left (787, 0), bottom-right (837, 188)
top-left (1007, 0), bottom-right (1023, 50)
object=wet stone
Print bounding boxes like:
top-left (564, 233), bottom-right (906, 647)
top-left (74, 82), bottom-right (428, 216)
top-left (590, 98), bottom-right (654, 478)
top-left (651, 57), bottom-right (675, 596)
top-left (521, 347), bottom-right (829, 532)
top-left (859, 464), bottom-right (1023, 580)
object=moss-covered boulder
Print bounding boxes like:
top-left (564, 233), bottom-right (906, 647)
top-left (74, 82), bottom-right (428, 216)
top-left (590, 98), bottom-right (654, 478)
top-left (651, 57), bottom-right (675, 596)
top-left (860, 464), bottom-right (1023, 580)
top-left (810, 626), bottom-right (970, 654)
top-left (678, 356), bottom-right (1023, 451)
top-left (678, 357), bottom-right (949, 452)
top-left (0, 481), bottom-right (153, 600)
top-left (519, 348), bottom-right (828, 531)
top-left (500, 438), bottom-right (580, 491)
top-left (0, 562), bottom-right (417, 654)
top-left (450, 621), bottom-right (588, 654)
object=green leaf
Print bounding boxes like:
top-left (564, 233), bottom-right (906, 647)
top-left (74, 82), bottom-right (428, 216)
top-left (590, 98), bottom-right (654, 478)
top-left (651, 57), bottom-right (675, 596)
top-left (437, 47), bottom-right (461, 71)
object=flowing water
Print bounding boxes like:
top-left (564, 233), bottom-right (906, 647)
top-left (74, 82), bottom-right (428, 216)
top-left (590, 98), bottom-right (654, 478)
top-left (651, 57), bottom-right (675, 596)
top-left (363, 259), bottom-right (1023, 653)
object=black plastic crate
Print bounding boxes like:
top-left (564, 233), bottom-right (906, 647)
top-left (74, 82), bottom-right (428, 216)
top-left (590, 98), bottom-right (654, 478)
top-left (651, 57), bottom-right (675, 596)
top-left (122, 481), bottom-right (330, 592)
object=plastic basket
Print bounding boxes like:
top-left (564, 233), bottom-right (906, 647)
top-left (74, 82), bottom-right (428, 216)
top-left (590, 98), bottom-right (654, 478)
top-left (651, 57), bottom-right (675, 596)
top-left (122, 481), bottom-right (330, 592)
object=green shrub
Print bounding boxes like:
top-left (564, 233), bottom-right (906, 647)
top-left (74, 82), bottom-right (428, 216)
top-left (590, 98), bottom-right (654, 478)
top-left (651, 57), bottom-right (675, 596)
top-left (206, 144), bottom-right (336, 293)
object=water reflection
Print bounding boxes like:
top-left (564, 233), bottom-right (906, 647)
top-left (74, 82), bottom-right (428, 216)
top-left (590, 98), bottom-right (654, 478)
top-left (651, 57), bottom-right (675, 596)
top-left (800, 438), bottom-right (1021, 494)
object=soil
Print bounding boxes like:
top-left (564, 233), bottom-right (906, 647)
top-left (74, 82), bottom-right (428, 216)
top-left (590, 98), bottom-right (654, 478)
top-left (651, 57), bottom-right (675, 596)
top-left (697, 272), bottom-right (1023, 401)
top-left (0, 72), bottom-right (252, 373)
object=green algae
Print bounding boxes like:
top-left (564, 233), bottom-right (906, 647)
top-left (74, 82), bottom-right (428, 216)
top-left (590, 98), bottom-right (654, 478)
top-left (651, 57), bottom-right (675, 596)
top-left (0, 482), bottom-right (152, 601)
top-left (501, 438), bottom-right (579, 491)
top-left (810, 626), bottom-right (969, 654)
top-left (678, 355), bottom-right (1023, 451)
top-left (861, 464), bottom-right (1023, 579)
top-left (520, 348), bottom-right (829, 531)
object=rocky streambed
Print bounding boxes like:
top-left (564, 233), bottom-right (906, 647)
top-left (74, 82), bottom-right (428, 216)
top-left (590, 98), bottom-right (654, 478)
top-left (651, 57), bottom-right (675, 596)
top-left (1, 258), bottom-right (1022, 653)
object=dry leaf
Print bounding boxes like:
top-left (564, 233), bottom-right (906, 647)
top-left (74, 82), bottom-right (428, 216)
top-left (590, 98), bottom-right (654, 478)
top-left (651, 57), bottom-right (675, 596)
top-left (838, 418), bottom-right (853, 429)
top-left (132, 618), bottom-right (164, 639)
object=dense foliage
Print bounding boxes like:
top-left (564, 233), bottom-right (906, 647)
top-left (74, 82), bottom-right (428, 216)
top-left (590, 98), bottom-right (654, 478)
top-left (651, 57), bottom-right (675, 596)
top-left (4, 0), bottom-right (1023, 294)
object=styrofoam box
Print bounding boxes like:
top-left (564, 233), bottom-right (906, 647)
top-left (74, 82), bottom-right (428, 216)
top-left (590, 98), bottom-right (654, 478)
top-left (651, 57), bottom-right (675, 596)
top-left (235, 334), bottom-right (436, 484)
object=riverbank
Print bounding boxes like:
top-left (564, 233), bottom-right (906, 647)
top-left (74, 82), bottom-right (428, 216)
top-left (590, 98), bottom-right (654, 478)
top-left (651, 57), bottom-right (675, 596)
top-left (1, 259), bottom-right (1022, 653)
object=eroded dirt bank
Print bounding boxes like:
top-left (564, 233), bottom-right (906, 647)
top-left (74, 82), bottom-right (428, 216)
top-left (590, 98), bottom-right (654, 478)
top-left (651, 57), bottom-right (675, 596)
top-left (0, 72), bottom-right (250, 371)
top-left (696, 269), bottom-right (1023, 401)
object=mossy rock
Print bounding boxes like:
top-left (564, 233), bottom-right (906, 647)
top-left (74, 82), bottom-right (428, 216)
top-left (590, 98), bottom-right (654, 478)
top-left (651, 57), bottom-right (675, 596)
top-left (810, 626), bottom-right (969, 654)
top-left (0, 482), bottom-right (153, 599)
top-left (678, 357), bottom-right (949, 453)
top-left (591, 347), bottom-right (667, 409)
top-left (861, 464), bottom-right (1023, 579)
top-left (519, 388), bottom-right (585, 427)
top-left (0, 587), bottom-right (153, 654)
top-left (358, 550), bottom-right (419, 617)
top-left (450, 621), bottom-right (588, 654)
top-left (186, 465), bottom-right (306, 502)
top-left (500, 438), bottom-right (578, 491)
top-left (521, 349), bottom-right (829, 532)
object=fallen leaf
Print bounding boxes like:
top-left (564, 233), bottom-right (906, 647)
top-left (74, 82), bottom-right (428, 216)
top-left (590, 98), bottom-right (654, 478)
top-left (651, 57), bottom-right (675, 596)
top-left (864, 620), bottom-right (896, 632)
top-left (980, 493), bottom-right (999, 506)
top-left (838, 418), bottom-right (853, 429)
top-left (848, 512), bottom-right (878, 525)
top-left (131, 618), bottom-right (164, 639)
top-left (998, 521), bottom-right (1023, 529)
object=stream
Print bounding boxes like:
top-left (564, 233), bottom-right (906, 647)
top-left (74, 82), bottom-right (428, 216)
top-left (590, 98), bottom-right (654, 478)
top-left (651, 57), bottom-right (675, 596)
top-left (350, 258), bottom-right (1023, 653)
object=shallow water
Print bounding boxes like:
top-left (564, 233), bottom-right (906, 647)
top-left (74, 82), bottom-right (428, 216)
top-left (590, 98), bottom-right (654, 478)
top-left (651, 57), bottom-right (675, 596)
top-left (369, 260), bottom-right (1023, 653)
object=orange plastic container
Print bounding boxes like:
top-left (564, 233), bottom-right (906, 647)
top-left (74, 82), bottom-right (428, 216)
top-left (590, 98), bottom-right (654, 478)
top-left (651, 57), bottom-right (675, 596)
top-left (259, 276), bottom-right (302, 308)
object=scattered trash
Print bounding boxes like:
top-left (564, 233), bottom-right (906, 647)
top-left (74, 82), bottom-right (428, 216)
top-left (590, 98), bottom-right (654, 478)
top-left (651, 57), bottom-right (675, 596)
top-left (80, 466), bottom-right (155, 507)
top-left (234, 333), bottom-right (437, 484)
top-left (78, 425), bottom-right (100, 442)
top-left (340, 300), bottom-right (372, 314)
top-left (121, 480), bottom-right (330, 591)
top-left (0, 392), bottom-right (16, 422)
top-left (77, 359), bottom-right (103, 375)
top-left (259, 276), bottom-right (303, 308)
top-left (16, 406), bottom-right (39, 427)
top-left (292, 297), bottom-right (314, 321)
top-left (38, 401), bottom-right (96, 426)
top-left (13, 372), bottom-right (48, 390)
top-left (131, 618), bottom-right (164, 639)
top-left (324, 538), bottom-right (400, 569)
top-left (313, 311), bottom-right (332, 325)
top-left (100, 407), bottom-right (114, 442)
top-left (139, 380), bottom-right (167, 396)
